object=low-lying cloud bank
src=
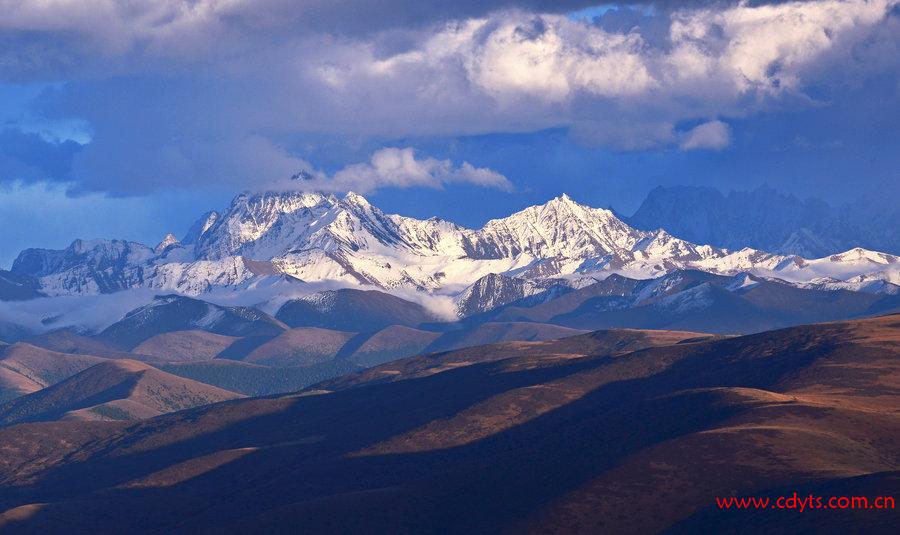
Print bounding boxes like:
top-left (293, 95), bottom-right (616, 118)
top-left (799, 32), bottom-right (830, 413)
top-left (0, 281), bottom-right (462, 341)
top-left (0, 290), bottom-right (159, 337)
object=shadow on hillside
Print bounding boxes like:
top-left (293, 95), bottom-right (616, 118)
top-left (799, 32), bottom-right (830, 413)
top-left (1, 325), bottom-right (863, 533)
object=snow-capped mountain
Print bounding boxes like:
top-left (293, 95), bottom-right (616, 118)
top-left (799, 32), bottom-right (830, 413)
top-left (154, 234), bottom-right (180, 254)
top-left (8, 191), bottom-right (900, 312)
top-left (11, 239), bottom-right (154, 295)
top-left (626, 185), bottom-right (900, 257)
top-left (98, 294), bottom-right (286, 349)
top-left (454, 273), bottom-right (570, 318)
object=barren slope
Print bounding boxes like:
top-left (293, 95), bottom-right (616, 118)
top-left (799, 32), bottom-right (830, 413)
top-left (0, 360), bottom-right (243, 425)
top-left (0, 316), bottom-right (896, 533)
top-left (132, 330), bottom-right (239, 362)
top-left (0, 343), bottom-right (106, 402)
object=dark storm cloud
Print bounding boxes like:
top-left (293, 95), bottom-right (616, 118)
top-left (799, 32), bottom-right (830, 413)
top-left (0, 1), bottom-right (820, 82)
top-left (0, 128), bottom-right (82, 183)
top-left (0, 0), bottom-right (896, 195)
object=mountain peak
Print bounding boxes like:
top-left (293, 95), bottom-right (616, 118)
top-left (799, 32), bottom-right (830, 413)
top-left (829, 247), bottom-right (895, 264)
top-left (548, 192), bottom-right (577, 206)
top-left (343, 191), bottom-right (370, 206)
top-left (538, 193), bottom-right (613, 218)
top-left (182, 211), bottom-right (219, 245)
top-left (155, 234), bottom-right (180, 253)
top-left (10, 189), bottom-right (899, 301)
top-left (289, 169), bottom-right (315, 182)
top-left (476, 192), bottom-right (643, 260)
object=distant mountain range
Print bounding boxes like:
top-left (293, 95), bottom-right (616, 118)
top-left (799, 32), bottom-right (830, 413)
top-left (474, 269), bottom-right (898, 330)
top-left (625, 185), bottom-right (900, 257)
top-left (1, 267), bottom-right (896, 409)
top-left (3, 189), bottom-right (898, 329)
top-left (0, 289), bottom-right (593, 404)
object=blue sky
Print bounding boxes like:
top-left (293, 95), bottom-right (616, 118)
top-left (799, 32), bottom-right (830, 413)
top-left (1, 1), bottom-right (898, 267)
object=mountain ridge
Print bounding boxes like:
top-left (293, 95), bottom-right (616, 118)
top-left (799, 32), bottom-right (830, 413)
top-left (7, 190), bottom-right (898, 308)
top-left (626, 184), bottom-right (900, 257)
top-left (0, 359), bottom-right (243, 426)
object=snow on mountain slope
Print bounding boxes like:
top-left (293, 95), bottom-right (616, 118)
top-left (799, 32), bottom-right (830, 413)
top-left (625, 184), bottom-right (900, 257)
top-left (12, 239), bottom-right (154, 296)
top-left (454, 273), bottom-right (563, 317)
top-left (388, 215), bottom-right (472, 257)
top-left (143, 256), bottom-right (265, 294)
top-left (803, 275), bottom-right (900, 295)
top-left (181, 210), bottom-right (219, 246)
top-left (739, 247), bottom-right (900, 286)
top-left (474, 194), bottom-right (643, 259)
top-left (98, 294), bottom-right (286, 349)
top-left (154, 234), bottom-right (180, 254)
top-left (8, 191), bottom-right (899, 307)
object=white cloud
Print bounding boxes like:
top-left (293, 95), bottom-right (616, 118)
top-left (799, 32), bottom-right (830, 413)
top-left (0, 289), bottom-right (159, 335)
top-left (457, 17), bottom-right (656, 102)
top-left (679, 120), bottom-right (732, 150)
top-left (668, 0), bottom-right (896, 93)
top-left (286, 147), bottom-right (512, 194)
top-left (0, 0), bottom-right (896, 193)
top-left (296, 0), bottom-right (897, 146)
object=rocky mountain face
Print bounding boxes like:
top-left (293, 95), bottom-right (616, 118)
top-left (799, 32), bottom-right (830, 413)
top-left (454, 273), bottom-right (571, 318)
top-left (468, 269), bottom-right (898, 334)
top-left (11, 239), bottom-right (154, 295)
top-left (275, 288), bottom-right (437, 332)
top-left (98, 295), bottom-right (287, 349)
top-left (6, 191), bottom-right (899, 323)
top-left (626, 185), bottom-right (900, 257)
top-left (0, 270), bottom-right (43, 301)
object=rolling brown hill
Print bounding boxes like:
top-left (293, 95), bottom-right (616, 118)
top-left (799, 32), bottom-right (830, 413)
top-left (159, 359), bottom-right (361, 398)
top-left (0, 316), bottom-right (896, 533)
top-left (132, 330), bottom-right (239, 362)
top-left (0, 359), bottom-right (243, 426)
top-left (347, 325), bottom-right (441, 368)
top-left (0, 367), bottom-right (42, 403)
top-left (25, 330), bottom-right (140, 359)
top-left (239, 327), bottom-right (356, 367)
top-left (0, 343), bottom-right (106, 402)
top-left (423, 321), bottom-right (588, 353)
top-left (328, 327), bottom-right (712, 391)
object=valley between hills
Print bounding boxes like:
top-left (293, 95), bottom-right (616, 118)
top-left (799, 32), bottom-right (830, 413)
top-left (0, 314), bottom-right (897, 533)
